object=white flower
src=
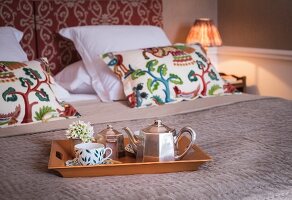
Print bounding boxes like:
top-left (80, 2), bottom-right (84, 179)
top-left (66, 120), bottom-right (94, 143)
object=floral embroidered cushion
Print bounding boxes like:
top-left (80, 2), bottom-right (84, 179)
top-left (101, 44), bottom-right (231, 108)
top-left (0, 58), bottom-right (80, 127)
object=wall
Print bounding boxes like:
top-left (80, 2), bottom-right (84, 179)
top-left (162, 0), bottom-right (292, 100)
top-left (217, 0), bottom-right (292, 100)
top-left (162, 0), bottom-right (217, 43)
top-left (218, 0), bottom-right (292, 50)
top-left (216, 47), bottom-right (292, 100)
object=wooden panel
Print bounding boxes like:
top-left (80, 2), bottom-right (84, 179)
top-left (218, 0), bottom-right (292, 50)
top-left (163, 0), bottom-right (218, 43)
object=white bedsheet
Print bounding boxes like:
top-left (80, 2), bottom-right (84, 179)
top-left (61, 93), bottom-right (100, 102)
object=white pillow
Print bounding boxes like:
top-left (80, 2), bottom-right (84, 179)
top-left (50, 78), bottom-right (71, 101)
top-left (54, 60), bottom-right (96, 94)
top-left (0, 26), bottom-right (28, 61)
top-left (59, 25), bottom-right (171, 101)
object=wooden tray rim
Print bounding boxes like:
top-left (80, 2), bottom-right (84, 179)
top-left (48, 140), bottom-right (212, 170)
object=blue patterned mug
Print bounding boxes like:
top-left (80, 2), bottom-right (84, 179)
top-left (74, 143), bottom-right (112, 166)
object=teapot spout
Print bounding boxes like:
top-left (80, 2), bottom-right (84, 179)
top-left (123, 127), bottom-right (139, 152)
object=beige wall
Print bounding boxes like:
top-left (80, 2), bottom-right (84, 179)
top-left (162, 0), bottom-right (292, 100)
top-left (217, 0), bottom-right (292, 100)
top-left (217, 47), bottom-right (292, 100)
top-left (218, 0), bottom-right (292, 50)
top-left (162, 0), bottom-right (217, 43)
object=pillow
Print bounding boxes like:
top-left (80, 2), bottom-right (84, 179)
top-left (54, 60), bottom-right (95, 94)
top-left (0, 58), bottom-right (80, 127)
top-left (3, 26), bottom-right (23, 42)
top-left (101, 44), bottom-right (229, 108)
top-left (0, 27), bottom-right (28, 62)
top-left (50, 80), bottom-right (71, 101)
top-left (59, 25), bottom-right (171, 101)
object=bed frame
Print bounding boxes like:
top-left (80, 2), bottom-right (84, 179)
top-left (0, 0), bottom-right (163, 75)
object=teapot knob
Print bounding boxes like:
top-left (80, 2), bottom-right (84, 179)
top-left (107, 124), bottom-right (113, 129)
top-left (154, 119), bottom-right (162, 126)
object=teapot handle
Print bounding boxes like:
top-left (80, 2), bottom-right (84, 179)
top-left (174, 127), bottom-right (196, 160)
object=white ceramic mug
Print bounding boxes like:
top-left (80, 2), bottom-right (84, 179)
top-left (74, 143), bottom-right (112, 166)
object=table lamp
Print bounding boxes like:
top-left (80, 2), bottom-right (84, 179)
top-left (186, 18), bottom-right (222, 52)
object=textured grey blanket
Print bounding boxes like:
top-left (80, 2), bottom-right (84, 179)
top-left (0, 98), bottom-right (291, 200)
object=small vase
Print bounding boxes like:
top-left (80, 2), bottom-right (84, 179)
top-left (69, 138), bottom-right (82, 157)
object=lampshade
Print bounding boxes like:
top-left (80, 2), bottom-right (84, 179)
top-left (186, 18), bottom-right (222, 48)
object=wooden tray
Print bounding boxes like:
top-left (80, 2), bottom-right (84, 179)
top-left (48, 137), bottom-right (211, 178)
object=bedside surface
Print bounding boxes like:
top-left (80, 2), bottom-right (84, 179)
top-left (219, 73), bottom-right (247, 93)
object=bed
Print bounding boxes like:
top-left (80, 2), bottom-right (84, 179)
top-left (0, 1), bottom-right (292, 199)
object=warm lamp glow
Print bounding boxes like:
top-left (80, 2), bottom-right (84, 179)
top-left (186, 18), bottom-right (222, 49)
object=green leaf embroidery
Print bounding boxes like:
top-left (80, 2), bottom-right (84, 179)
top-left (147, 78), bottom-right (160, 93)
top-left (147, 78), bottom-right (153, 93)
top-left (195, 52), bottom-right (208, 62)
top-left (34, 106), bottom-right (56, 121)
top-left (208, 69), bottom-right (219, 81)
top-left (146, 59), bottom-right (158, 71)
top-left (152, 81), bottom-right (160, 92)
top-left (208, 85), bottom-right (221, 95)
top-left (197, 61), bottom-right (205, 70)
top-left (35, 88), bottom-right (50, 102)
top-left (23, 68), bottom-right (41, 79)
top-left (131, 69), bottom-right (146, 80)
top-left (19, 77), bottom-right (33, 87)
top-left (2, 87), bottom-right (17, 102)
top-left (174, 44), bottom-right (186, 50)
top-left (188, 70), bottom-right (198, 82)
top-left (169, 73), bottom-right (183, 85)
top-left (157, 64), bottom-right (167, 76)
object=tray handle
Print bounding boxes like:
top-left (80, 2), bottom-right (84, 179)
top-left (49, 141), bottom-right (72, 168)
top-left (55, 151), bottom-right (63, 160)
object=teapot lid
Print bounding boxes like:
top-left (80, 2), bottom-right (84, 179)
top-left (142, 120), bottom-right (174, 134)
top-left (98, 125), bottom-right (122, 136)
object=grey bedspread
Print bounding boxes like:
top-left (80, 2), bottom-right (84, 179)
top-left (0, 97), bottom-right (291, 200)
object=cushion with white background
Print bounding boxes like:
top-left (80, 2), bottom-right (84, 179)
top-left (0, 58), bottom-right (80, 127)
top-left (101, 44), bottom-right (228, 108)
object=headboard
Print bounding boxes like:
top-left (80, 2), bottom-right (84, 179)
top-left (0, 0), bottom-right (163, 75)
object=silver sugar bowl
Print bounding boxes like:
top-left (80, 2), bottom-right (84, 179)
top-left (95, 125), bottom-right (125, 160)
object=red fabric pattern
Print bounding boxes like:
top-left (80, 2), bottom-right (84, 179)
top-left (34, 0), bottom-right (163, 75)
top-left (0, 0), bottom-right (163, 75)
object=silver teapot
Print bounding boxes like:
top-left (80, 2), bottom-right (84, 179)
top-left (123, 120), bottom-right (196, 162)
